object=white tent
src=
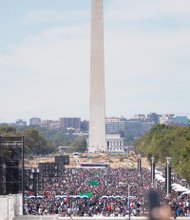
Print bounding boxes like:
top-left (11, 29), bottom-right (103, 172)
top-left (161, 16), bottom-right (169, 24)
top-left (171, 183), bottom-right (189, 192)
top-left (171, 183), bottom-right (178, 188)
top-left (181, 190), bottom-right (190, 195)
top-left (155, 174), bottom-right (165, 182)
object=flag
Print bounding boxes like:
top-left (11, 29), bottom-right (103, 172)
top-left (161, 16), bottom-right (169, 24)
top-left (87, 180), bottom-right (99, 186)
top-left (79, 192), bottom-right (93, 198)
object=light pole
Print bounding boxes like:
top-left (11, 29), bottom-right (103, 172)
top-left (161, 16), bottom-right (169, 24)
top-left (128, 184), bottom-right (131, 220)
top-left (166, 157), bottom-right (171, 196)
top-left (138, 154), bottom-right (141, 177)
top-left (151, 156), bottom-right (155, 187)
top-left (31, 168), bottom-right (40, 197)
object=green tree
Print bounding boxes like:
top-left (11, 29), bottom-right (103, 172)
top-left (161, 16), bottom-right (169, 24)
top-left (24, 128), bottom-right (55, 155)
top-left (0, 126), bottom-right (17, 136)
top-left (70, 136), bottom-right (87, 153)
top-left (134, 124), bottom-right (190, 182)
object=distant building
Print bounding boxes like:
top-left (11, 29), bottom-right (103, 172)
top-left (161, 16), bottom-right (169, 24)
top-left (147, 113), bottom-right (160, 124)
top-left (30, 117), bottom-right (41, 126)
top-left (58, 145), bottom-right (70, 154)
top-left (50, 121), bottom-right (59, 129)
top-left (106, 134), bottom-right (124, 153)
top-left (106, 117), bottom-right (154, 141)
top-left (106, 116), bottom-right (126, 123)
top-left (86, 133), bottom-right (124, 153)
top-left (165, 116), bottom-right (189, 126)
top-left (159, 114), bottom-right (175, 124)
top-left (106, 117), bottom-right (126, 134)
top-left (133, 114), bottom-right (146, 121)
top-left (124, 120), bottom-right (154, 139)
top-left (59, 117), bottom-right (81, 130)
top-left (15, 119), bottom-right (27, 126)
top-left (41, 120), bottom-right (54, 128)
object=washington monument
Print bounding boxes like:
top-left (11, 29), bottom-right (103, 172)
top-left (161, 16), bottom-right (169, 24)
top-left (88, 0), bottom-right (106, 153)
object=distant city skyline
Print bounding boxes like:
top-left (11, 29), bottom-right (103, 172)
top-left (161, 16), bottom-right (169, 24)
top-left (0, 0), bottom-right (190, 123)
top-left (1, 112), bottom-right (189, 125)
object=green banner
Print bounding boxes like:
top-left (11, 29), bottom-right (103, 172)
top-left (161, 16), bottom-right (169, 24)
top-left (79, 192), bottom-right (93, 198)
top-left (87, 180), bottom-right (99, 186)
top-left (94, 172), bottom-right (103, 177)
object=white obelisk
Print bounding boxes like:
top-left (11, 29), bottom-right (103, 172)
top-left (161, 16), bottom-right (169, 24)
top-left (88, 0), bottom-right (106, 153)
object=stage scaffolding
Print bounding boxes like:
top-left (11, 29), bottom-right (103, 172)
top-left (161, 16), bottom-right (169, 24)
top-left (0, 136), bottom-right (24, 213)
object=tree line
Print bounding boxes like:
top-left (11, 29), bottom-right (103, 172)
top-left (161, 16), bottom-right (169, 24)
top-left (134, 124), bottom-right (190, 182)
top-left (0, 126), bottom-right (87, 156)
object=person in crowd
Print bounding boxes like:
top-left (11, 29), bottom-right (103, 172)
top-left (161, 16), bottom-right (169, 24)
top-left (24, 167), bottom-right (190, 217)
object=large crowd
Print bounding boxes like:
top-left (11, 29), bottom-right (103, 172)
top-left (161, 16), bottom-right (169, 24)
top-left (24, 167), bottom-right (190, 217)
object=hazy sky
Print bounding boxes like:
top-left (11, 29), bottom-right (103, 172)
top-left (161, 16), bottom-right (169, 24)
top-left (0, 0), bottom-right (190, 123)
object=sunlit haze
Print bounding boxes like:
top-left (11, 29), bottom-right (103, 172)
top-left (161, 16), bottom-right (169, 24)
top-left (0, 0), bottom-right (190, 123)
